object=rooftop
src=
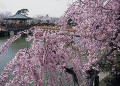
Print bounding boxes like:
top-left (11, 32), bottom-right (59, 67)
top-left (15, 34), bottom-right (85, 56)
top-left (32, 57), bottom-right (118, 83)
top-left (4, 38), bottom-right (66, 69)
top-left (4, 14), bottom-right (32, 20)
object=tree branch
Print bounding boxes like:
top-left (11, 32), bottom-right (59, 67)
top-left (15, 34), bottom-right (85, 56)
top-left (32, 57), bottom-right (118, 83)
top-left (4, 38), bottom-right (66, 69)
top-left (97, 29), bottom-right (120, 69)
top-left (98, 48), bottom-right (117, 69)
top-left (64, 67), bottom-right (79, 86)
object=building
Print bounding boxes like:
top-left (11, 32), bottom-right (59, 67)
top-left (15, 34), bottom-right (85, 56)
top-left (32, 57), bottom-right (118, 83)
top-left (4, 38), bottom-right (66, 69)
top-left (4, 14), bottom-right (32, 35)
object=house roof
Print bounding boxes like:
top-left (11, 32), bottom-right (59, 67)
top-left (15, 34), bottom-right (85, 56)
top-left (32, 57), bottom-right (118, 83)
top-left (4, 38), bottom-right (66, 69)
top-left (4, 14), bottom-right (32, 20)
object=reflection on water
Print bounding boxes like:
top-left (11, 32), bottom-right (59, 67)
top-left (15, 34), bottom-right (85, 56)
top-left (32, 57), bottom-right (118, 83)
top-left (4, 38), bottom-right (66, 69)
top-left (0, 37), bottom-right (31, 74)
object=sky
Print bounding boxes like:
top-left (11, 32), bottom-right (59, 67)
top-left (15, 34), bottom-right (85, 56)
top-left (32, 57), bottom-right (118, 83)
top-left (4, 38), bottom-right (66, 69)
top-left (0, 0), bottom-right (77, 17)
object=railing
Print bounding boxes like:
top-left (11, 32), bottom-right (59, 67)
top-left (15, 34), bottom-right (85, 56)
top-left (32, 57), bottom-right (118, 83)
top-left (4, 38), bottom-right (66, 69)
top-left (33, 26), bottom-right (76, 33)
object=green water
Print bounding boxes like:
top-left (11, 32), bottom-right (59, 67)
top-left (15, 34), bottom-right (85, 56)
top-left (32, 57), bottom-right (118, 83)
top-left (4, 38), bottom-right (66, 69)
top-left (0, 37), bottom-right (30, 74)
top-left (0, 37), bottom-right (75, 85)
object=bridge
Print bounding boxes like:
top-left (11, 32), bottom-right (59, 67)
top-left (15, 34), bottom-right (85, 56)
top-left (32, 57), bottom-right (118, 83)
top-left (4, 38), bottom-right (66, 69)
top-left (0, 25), bottom-right (76, 37)
top-left (32, 26), bottom-right (76, 33)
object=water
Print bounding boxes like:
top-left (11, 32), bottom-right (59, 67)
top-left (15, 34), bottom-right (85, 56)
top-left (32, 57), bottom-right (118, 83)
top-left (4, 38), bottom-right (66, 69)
top-left (0, 36), bottom-right (75, 85)
top-left (0, 36), bottom-right (80, 74)
top-left (0, 37), bottom-right (30, 74)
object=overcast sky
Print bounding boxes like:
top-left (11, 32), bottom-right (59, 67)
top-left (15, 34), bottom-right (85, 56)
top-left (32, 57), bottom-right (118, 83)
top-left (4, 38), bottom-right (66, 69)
top-left (0, 0), bottom-right (77, 17)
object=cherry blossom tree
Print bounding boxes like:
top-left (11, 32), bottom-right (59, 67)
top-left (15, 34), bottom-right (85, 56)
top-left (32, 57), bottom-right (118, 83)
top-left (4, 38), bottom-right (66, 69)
top-left (0, 0), bottom-right (119, 86)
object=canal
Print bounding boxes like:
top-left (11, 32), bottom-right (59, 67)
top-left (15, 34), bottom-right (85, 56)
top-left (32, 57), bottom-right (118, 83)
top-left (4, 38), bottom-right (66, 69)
top-left (0, 37), bottom-right (31, 74)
